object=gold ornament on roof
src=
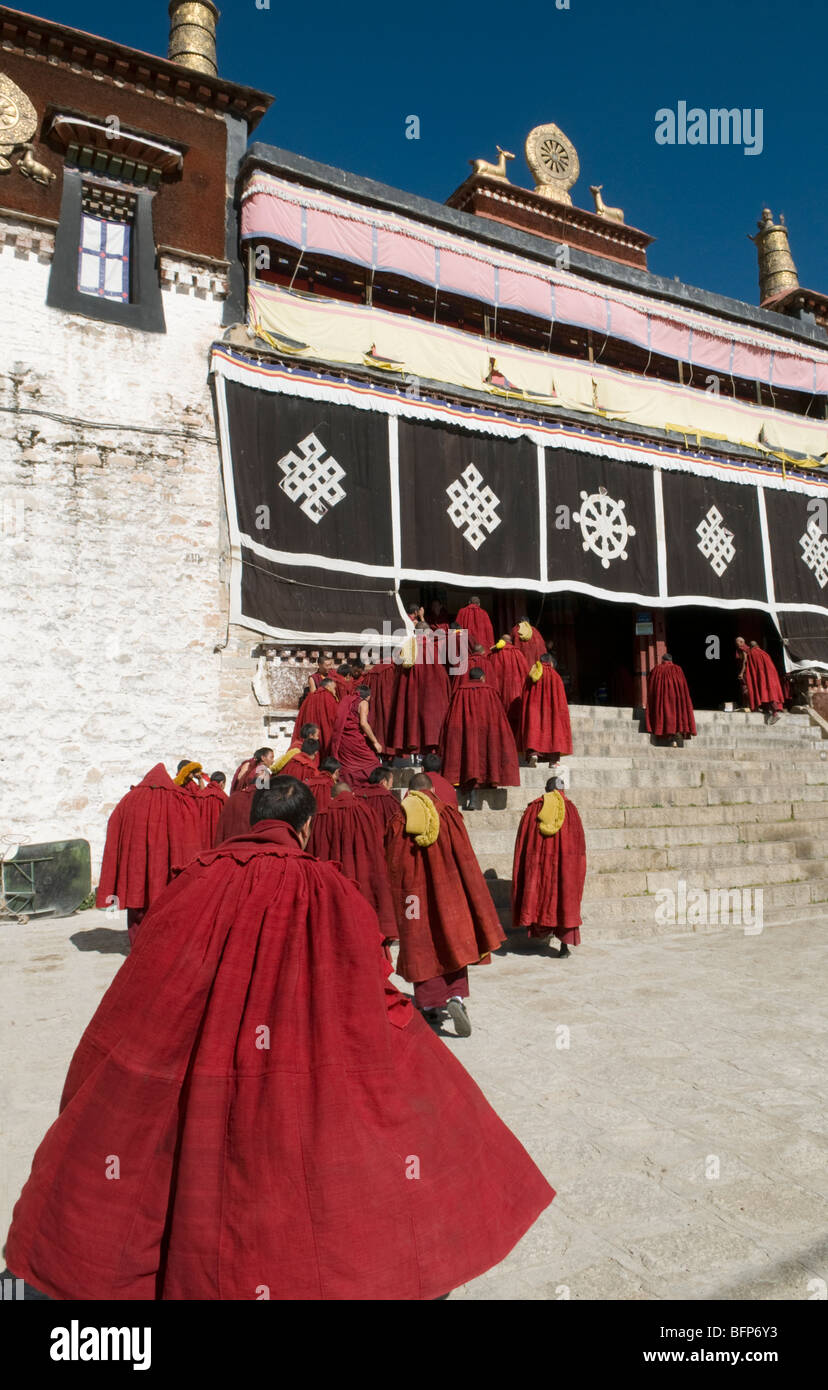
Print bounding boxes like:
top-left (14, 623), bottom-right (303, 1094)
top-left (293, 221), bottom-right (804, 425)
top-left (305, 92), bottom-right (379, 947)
top-left (525, 122), bottom-right (579, 205)
top-left (469, 145), bottom-right (515, 182)
top-left (589, 184), bottom-right (624, 224)
top-left (0, 73), bottom-right (37, 173)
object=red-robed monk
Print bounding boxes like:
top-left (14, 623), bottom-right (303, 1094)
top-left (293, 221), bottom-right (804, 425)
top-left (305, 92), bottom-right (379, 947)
top-left (360, 659), bottom-right (397, 755)
top-left (229, 747), bottom-right (274, 794)
top-left (455, 594), bottom-right (495, 650)
top-left (187, 769), bottom-right (228, 845)
top-left (5, 777), bottom-right (553, 1301)
top-left (354, 764), bottom-right (400, 833)
top-left (519, 653), bottom-right (573, 766)
top-left (271, 735), bottom-right (321, 783)
top-left (386, 774), bottom-right (506, 1037)
top-left (422, 752), bottom-right (458, 807)
top-left (440, 666), bottom-right (520, 802)
top-left (512, 775), bottom-right (587, 960)
top-left (742, 639), bottom-right (785, 724)
top-left (511, 617), bottom-right (546, 669)
top-left (293, 681), bottom-right (339, 754)
top-left (646, 654), bottom-right (697, 745)
top-left (309, 781), bottom-right (397, 941)
top-left (96, 763), bottom-right (208, 945)
top-left (387, 625), bottom-right (451, 755)
top-left (329, 682), bottom-right (383, 787)
top-left (489, 634), bottom-right (530, 738)
top-left (307, 654), bottom-right (351, 694)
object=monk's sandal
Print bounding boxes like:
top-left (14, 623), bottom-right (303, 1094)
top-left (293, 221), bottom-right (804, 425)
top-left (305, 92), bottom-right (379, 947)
top-left (447, 998), bottom-right (472, 1037)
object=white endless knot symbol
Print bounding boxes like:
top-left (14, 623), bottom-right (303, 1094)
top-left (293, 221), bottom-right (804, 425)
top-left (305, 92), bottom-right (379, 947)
top-left (572, 488), bottom-right (635, 569)
top-left (799, 519), bottom-right (828, 589)
top-left (446, 463), bottom-right (501, 550)
top-left (696, 505), bottom-right (736, 577)
top-left (277, 432), bottom-right (346, 524)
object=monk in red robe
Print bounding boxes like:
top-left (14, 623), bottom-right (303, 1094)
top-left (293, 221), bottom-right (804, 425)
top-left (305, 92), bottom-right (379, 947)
top-left (386, 774), bottom-right (506, 1036)
top-left (189, 775), bottom-right (227, 846)
top-left (512, 776), bottom-right (587, 959)
top-left (307, 655), bottom-right (350, 694)
top-left (440, 667), bottom-right (520, 803)
top-left (489, 635), bottom-right (530, 738)
top-left (422, 752), bottom-right (458, 806)
top-left (96, 763), bottom-right (207, 944)
top-left (388, 626), bottom-right (451, 755)
top-left (519, 654), bottom-right (573, 766)
top-left (214, 785), bottom-right (255, 844)
top-left (512, 618), bottom-right (546, 669)
top-left (329, 682), bottom-right (383, 787)
top-left (743, 639), bottom-right (785, 724)
top-left (292, 682), bottom-right (339, 754)
top-left (427, 598), bottom-right (452, 629)
top-left (230, 747), bottom-right (274, 794)
top-left (354, 764), bottom-right (399, 833)
top-left (309, 782), bottom-right (397, 941)
top-left (5, 777), bottom-right (553, 1300)
top-left (455, 595), bottom-right (495, 651)
top-left (271, 735), bottom-right (321, 783)
top-left (646, 654), bottom-right (697, 745)
top-left (360, 659), bottom-right (397, 755)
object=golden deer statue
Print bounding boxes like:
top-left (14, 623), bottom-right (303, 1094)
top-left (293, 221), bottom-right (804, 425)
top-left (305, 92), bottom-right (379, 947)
top-left (17, 144), bottom-right (56, 186)
top-left (470, 145), bottom-right (515, 181)
top-left (589, 184), bottom-right (624, 223)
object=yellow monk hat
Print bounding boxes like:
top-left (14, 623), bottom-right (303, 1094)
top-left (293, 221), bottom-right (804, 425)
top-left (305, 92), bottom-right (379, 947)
top-left (529, 659), bottom-right (543, 683)
top-left (272, 746), bottom-right (302, 773)
top-left (537, 790), bottom-right (566, 837)
top-left (174, 761), bottom-right (202, 785)
top-left (517, 620), bottom-right (532, 641)
top-left (403, 789), bottom-right (440, 846)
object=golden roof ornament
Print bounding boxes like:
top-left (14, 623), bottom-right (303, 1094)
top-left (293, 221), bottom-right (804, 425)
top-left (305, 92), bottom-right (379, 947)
top-left (469, 145), bottom-right (515, 182)
top-left (525, 122), bottom-right (579, 205)
top-left (0, 72), bottom-right (37, 173)
top-left (168, 1), bottom-right (220, 78)
top-left (749, 207), bottom-right (799, 303)
top-left (589, 184), bottom-right (624, 224)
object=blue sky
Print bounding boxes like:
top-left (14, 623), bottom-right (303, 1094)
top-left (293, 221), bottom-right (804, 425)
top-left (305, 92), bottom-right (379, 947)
top-left (28, 0), bottom-right (828, 306)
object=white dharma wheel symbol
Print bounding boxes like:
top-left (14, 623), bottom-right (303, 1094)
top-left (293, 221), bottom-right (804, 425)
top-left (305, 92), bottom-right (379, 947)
top-left (573, 487), bottom-right (636, 569)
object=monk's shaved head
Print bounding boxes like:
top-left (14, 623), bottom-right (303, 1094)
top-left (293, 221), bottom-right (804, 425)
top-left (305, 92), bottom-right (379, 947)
top-left (368, 765), bottom-right (394, 786)
top-left (251, 776), bottom-right (316, 830)
top-left (301, 737), bottom-right (320, 756)
top-left (408, 773), bottom-right (433, 792)
top-left (300, 722), bottom-right (320, 740)
top-left (545, 775), bottom-right (565, 793)
top-left (332, 781), bottom-right (352, 797)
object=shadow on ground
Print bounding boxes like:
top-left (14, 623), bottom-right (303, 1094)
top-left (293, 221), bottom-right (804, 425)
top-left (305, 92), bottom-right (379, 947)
top-left (69, 927), bottom-right (130, 956)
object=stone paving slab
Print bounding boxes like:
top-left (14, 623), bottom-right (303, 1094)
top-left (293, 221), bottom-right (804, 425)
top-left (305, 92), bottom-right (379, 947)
top-left (0, 910), bottom-right (826, 1300)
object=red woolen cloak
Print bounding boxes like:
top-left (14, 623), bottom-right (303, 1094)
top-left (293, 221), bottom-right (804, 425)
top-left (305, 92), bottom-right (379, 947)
top-left (744, 647), bottom-right (785, 708)
top-left (309, 793), bottom-right (397, 938)
top-left (5, 821), bottom-right (553, 1300)
top-left (440, 682), bottom-right (521, 787)
top-left (645, 662), bottom-right (697, 737)
top-left (95, 764), bottom-right (206, 912)
top-left (329, 692), bottom-right (381, 787)
top-left (292, 688), bottom-right (339, 755)
top-left (353, 782), bottom-right (400, 833)
top-left (488, 644), bottom-right (530, 737)
top-left (511, 624), bottom-right (546, 667)
top-left (456, 604), bottom-right (495, 650)
top-left (425, 771), bottom-right (458, 806)
top-left (519, 666), bottom-right (573, 756)
top-left (213, 786), bottom-right (255, 844)
top-left (386, 792), bottom-right (506, 982)
top-left (511, 795), bottom-right (587, 944)
top-left (360, 663), bottom-right (398, 754)
top-left (387, 638), bottom-right (451, 753)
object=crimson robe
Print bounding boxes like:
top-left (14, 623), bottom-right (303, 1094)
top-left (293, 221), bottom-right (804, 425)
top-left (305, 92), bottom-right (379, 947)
top-left (387, 638), bottom-right (451, 753)
top-left (189, 781), bottom-right (227, 845)
top-left (95, 764), bottom-right (205, 912)
top-left (360, 662), bottom-right (398, 754)
top-left (213, 786), bottom-right (255, 844)
top-left (744, 647), bottom-right (785, 709)
top-left (456, 604), bottom-right (495, 650)
top-left (489, 644), bottom-right (530, 738)
top-left (292, 688), bottom-right (339, 756)
top-left (440, 682), bottom-right (521, 787)
top-left (353, 782), bottom-right (400, 833)
top-left (309, 669), bottom-right (351, 694)
top-left (386, 792), bottom-right (506, 983)
top-left (511, 624), bottom-right (546, 668)
top-left (329, 691), bottom-right (381, 787)
top-left (425, 771), bottom-right (458, 807)
top-left (646, 662), bottom-right (697, 737)
top-left (309, 793), bottom-right (396, 938)
top-left (276, 749), bottom-right (320, 783)
top-left (6, 821), bottom-right (553, 1300)
top-left (511, 795), bottom-right (587, 945)
top-left (519, 666), bottom-right (573, 756)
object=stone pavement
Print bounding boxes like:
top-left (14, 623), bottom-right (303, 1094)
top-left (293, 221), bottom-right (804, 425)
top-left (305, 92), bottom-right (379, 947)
top-left (1, 909), bottom-right (826, 1300)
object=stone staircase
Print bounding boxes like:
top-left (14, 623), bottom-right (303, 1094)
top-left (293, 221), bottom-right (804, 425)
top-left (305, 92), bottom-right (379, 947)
top-left (459, 706), bottom-right (828, 940)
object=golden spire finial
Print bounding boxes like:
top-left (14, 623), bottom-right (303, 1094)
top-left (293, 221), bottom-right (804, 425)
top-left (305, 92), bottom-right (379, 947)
top-left (749, 207), bottom-right (799, 304)
top-left (168, 2), bottom-right (220, 77)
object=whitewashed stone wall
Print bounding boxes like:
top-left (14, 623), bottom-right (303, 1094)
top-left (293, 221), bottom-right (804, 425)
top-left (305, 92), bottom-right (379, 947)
top-left (0, 218), bottom-right (268, 873)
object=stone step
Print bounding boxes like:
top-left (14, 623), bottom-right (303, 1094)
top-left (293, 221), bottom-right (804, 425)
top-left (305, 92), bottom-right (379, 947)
top-left (563, 739), bottom-right (825, 759)
top-left (465, 798), bottom-right (828, 830)
top-left (468, 826), bottom-right (815, 866)
top-left (483, 872), bottom-right (828, 915)
top-left (565, 705), bottom-right (815, 729)
top-left (498, 901), bottom-right (827, 942)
